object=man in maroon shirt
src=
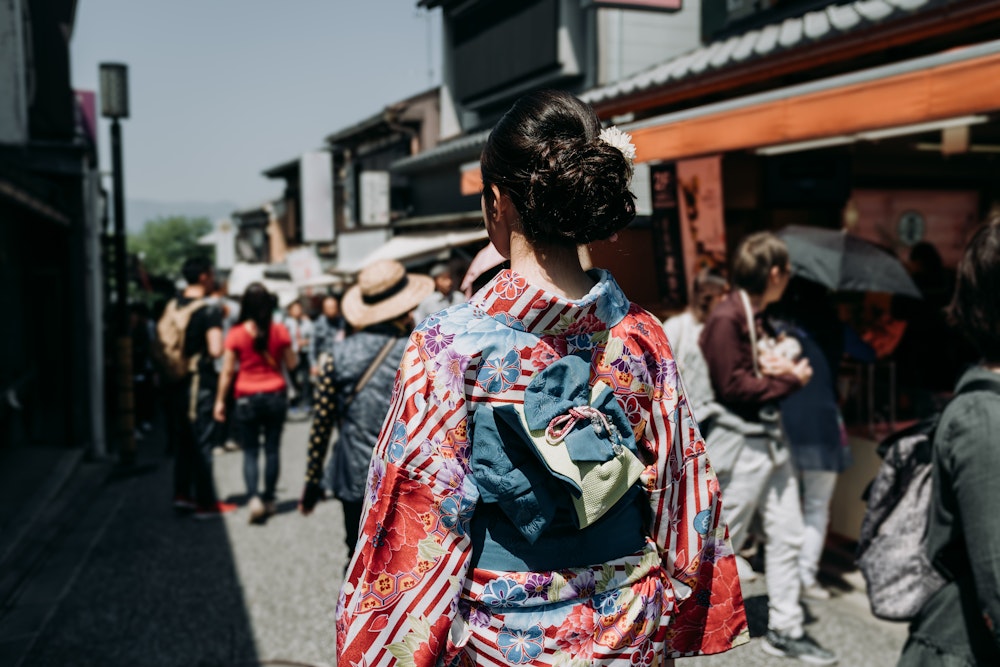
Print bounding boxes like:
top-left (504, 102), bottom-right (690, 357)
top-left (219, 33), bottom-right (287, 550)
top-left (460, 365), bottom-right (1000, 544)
top-left (700, 232), bottom-right (835, 665)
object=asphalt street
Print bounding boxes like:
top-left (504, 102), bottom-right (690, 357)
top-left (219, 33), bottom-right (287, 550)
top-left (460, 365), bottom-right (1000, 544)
top-left (8, 419), bottom-right (907, 667)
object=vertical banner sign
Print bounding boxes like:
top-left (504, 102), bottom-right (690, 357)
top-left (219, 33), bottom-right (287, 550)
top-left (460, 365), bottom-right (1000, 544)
top-left (632, 162), bottom-right (653, 217)
top-left (360, 171), bottom-right (391, 226)
top-left (215, 219), bottom-right (236, 270)
top-left (649, 163), bottom-right (687, 308)
top-left (74, 90), bottom-right (98, 150)
top-left (300, 151), bottom-right (335, 242)
top-left (676, 156), bottom-right (727, 298)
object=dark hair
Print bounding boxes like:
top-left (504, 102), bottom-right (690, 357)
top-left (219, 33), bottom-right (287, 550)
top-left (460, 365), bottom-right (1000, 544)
top-left (731, 232), bottom-right (789, 295)
top-left (480, 89), bottom-right (636, 245)
top-left (691, 266), bottom-right (728, 322)
top-left (182, 256), bottom-right (213, 286)
top-left (949, 217), bottom-right (1000, 363)
top-left (909, 241), bottom-right (943, 276)
top-left (238, 282), bottom-right (275, 353)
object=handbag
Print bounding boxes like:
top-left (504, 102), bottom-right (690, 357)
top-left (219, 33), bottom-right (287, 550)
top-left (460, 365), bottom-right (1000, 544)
top-left (340, 337), bottom-right (398, 415)
top-left (739, 290), bottom-right (789, 464)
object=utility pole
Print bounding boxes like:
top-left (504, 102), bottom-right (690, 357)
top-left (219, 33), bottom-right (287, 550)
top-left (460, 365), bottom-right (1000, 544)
top-left (100, 63), bottom-right (136, 465)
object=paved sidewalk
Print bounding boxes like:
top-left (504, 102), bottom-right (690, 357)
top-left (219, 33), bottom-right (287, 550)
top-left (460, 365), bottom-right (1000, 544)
top-left (11, 419), bottom-right (345, 667)
top-left (2, 417), bottom-right (907, 666)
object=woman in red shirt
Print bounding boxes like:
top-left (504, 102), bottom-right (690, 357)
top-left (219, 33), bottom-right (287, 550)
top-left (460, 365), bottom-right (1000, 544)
top-left (214, 283), bottom-right (297, 523)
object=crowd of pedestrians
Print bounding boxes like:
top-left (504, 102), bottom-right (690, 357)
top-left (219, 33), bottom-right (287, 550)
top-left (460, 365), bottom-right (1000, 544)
top-left (136, 91), bottom-right (1000, 667)
top-left (143, 257), bottom-right (468, 525)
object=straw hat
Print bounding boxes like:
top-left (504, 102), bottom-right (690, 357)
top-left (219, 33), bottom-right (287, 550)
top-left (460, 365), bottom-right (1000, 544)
top-left (341, 259), bottom-right (434, 329)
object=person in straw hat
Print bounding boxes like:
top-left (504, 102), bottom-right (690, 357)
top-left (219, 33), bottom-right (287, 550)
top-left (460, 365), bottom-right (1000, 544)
top-left (298, 259), bottom-right (433, 561)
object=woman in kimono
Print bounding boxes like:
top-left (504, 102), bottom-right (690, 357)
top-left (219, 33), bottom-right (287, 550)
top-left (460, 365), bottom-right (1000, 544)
top-left (336, 90), bottom-right (748, 666)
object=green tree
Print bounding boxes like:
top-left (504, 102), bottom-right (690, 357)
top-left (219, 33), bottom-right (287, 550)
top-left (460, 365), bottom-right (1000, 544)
top-left (128, 215), bottom-right (214, 279)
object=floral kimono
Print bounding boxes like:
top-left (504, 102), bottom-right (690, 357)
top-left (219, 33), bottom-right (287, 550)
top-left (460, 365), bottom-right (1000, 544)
top-left (336, 269), bottom-right (748, 666)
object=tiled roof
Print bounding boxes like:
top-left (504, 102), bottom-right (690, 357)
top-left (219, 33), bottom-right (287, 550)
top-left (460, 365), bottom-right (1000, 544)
top-left (392, 128), bottom-right (491, 172)
top-left (581, 0), bottom-right (932, 106)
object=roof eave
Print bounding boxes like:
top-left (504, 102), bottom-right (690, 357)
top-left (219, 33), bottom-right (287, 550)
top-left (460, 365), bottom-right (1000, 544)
top-left (262, 157), bottom-right (301, 179)
top-left (588, 0), bottom-right (1000, 120)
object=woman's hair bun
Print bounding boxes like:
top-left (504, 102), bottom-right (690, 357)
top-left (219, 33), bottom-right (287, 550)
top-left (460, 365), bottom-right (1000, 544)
top-left (525, 135), bottom-right (635, 244)
top-left (481, 90), bottom-right (637, 246)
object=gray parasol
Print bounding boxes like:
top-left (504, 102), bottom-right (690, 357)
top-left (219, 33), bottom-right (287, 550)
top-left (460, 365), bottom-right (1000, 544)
top-left (776, 225), bottom-right (922, 298)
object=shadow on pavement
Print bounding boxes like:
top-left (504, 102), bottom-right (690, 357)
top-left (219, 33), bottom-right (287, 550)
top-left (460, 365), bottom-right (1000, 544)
top-left (743, 595), bottom-right (769, 637)
top-left (269, 499), bottom-right (300, 518)
top-left (21, 410), bottom-right (262, 667)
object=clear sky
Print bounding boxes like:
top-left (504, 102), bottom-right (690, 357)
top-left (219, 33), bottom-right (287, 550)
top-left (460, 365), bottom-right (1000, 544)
top-left (71, 1), bottom-right (441, 209)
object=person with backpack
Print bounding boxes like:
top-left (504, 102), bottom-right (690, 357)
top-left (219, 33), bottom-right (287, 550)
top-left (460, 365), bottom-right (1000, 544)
top-left (158, 256), bottom-right (237, 519)
top-left (213, 283), bottom-right (296, 524)
top-left (896, 218), bottom-right (1000, 666)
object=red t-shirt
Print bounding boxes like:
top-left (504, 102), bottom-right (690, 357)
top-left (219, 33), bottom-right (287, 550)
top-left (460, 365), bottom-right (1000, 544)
top-left (225, 321), bottom-right (292, 398)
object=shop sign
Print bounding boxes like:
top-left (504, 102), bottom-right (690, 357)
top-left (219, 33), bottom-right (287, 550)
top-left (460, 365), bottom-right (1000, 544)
top-left (676, 155), bottom-right (727, 294)
top-left (851, 189), bottom-right (980, 268)
top-left (632, 162), bottom-right (653, 216)
top-left (360, 171), bottom-right (391, 226)
top-left (215, 219), bottom-right (236, 270)
top-left (649, 163), bottom-right (687, 308)
top-left (897, 211), bottom-right (926, 247)
top-left (74, 90), bottom-right (98, 150)
top-left (301, 151), bottom-right (336, 242)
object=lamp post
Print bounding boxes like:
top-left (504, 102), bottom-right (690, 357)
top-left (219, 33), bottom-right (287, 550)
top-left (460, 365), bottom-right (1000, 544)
top-left (100, 62), bottom-right (135, 464)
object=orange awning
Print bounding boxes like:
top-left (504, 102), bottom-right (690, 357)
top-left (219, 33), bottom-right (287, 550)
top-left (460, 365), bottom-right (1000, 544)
top-left (460, 162), bottom-right (483, 196)
top-left (627, 40), bottom-right (1000, 163)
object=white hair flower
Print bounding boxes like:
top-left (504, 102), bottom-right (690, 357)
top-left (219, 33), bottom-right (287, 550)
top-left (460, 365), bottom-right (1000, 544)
top-left (599, 126), bottom-right (636, 165)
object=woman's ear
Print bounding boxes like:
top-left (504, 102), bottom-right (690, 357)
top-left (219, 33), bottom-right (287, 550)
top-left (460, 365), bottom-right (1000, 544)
top-left (482, 184), bottom-right (503, 224)
top-left (484, 184), bottom-right (515, 259)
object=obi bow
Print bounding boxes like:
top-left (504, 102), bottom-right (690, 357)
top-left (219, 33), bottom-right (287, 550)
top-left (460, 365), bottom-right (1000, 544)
top-left (471, 355), bottom-right (646, 543)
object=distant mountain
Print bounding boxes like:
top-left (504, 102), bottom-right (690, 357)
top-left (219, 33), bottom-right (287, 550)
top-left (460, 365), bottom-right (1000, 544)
top-left (126, 199), bottom-right (241, 234)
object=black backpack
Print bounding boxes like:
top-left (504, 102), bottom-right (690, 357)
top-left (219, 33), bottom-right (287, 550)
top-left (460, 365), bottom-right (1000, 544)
top-left (857, 377), bottom-right (1000, 621)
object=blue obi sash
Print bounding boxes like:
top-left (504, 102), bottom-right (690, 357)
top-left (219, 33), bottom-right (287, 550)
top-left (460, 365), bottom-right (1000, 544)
top-left (469, 356), bottom-right (649, 570)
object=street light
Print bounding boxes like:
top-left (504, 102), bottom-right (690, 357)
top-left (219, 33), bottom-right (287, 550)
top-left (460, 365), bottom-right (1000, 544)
top-left (100, 62), bottom-right (135, 464)
top-left (99, 63), bottom-right (129, 119)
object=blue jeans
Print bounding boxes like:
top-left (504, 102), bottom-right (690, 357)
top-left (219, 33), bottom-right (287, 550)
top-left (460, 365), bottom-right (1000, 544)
top-left (235, 390), bottom-right (287, 502)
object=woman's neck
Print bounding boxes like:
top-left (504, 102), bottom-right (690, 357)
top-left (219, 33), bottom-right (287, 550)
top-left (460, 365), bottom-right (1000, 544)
top-left (508, 232), bottom-right (594, 300)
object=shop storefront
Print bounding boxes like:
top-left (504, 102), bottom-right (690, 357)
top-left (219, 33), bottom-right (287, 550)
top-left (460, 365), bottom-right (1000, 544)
top-left (397, 0), bottom-right (1000, 542)
top-left (611, 39), bottom-right (1000, 541)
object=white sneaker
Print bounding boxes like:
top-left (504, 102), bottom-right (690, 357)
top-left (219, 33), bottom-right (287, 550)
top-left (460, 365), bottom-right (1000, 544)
top-left (736, 554), bottom-right (758, 582)
top-left (802, 582), bottom-right (831, 600)
top-left (763, 630), bottom-right (837, 665)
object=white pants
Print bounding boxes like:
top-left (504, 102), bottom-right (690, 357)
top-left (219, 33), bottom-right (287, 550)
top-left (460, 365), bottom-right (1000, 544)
top-left (717, 436), bottom-right (805, 636)
top-left (797, 470), bottom-right (838, 588)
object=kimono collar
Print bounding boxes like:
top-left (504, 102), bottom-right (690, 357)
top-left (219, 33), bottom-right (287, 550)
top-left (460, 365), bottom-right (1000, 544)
top-left (475, 269), bottom-right (631, 336)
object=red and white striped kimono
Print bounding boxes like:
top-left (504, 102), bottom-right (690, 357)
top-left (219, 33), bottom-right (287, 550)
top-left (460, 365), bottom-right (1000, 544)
top-left (336, 269), bottom-right (748, 666)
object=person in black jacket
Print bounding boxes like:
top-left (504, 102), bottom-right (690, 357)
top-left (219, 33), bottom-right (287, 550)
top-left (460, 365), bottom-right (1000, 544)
top-left (899, 216), bottom-right (1000, 666)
